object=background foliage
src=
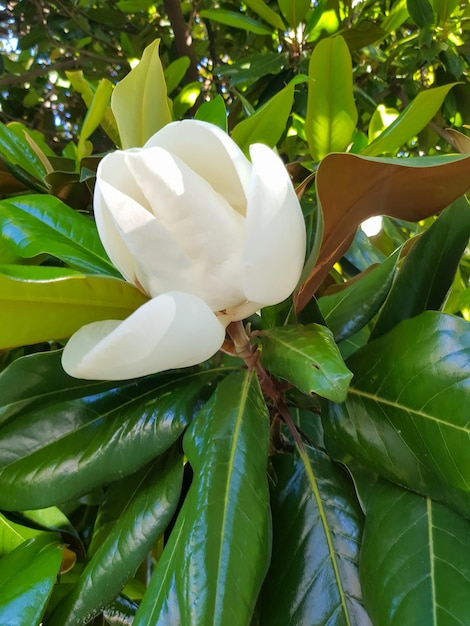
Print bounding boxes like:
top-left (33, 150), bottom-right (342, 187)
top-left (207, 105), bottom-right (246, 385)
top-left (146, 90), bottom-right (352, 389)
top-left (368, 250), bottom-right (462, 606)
top-left (0, 0), bottom-right (469, 624)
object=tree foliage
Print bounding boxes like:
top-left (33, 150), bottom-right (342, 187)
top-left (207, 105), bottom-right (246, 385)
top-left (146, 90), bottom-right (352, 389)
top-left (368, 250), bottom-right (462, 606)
top-left (0, 0), bottom-right (469, 624)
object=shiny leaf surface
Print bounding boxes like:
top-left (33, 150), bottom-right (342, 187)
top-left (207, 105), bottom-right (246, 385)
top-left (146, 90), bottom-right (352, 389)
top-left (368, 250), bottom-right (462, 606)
top-left (361, 84), bottom-right (456, 156)
top-left (278, 0), bottom-right (311, 27)
top-left (305, 36), bottom-right (358, 161)
top-left (371, 198), bottom-right (470, 339)
top-left (0, 122), bottom-right (49, 181)
top-left (0, 350), bottom-right (119, 427)
top-left (231, 80), bottom-right (299, 154)
top-left (318, 247), bottom-right (400, 342)
top-left (50, 449), bottom-right (184, 626)
top-left (0, 368), bottom-right (221, 509)
top-left (259, 324), bottom-right (353, 401)
top-left (0, 265), bottom-right (148, 349)
top-left (260, 449), bottom-right (371, 626)
top-left (200, 9), bottom-right (274, 35)
top-left (361, 480), bottom-right (470, 624)
top-left (134, 369), bottom-right (271, 626)
top-left (0, 513), bottom-right (44, 556)
top-left (0, 194), bottom-right (118, 275)
top-left (296, 153), bottom-right (470, 310)
top-left (323, 311), bottom-right (470, 518)
top-left (0, 535), bottom-right (63, 626)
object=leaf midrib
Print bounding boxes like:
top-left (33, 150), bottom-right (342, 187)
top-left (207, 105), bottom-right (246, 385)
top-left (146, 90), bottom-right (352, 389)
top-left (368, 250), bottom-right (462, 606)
top-left (349, 387), bottom-right (468, 433)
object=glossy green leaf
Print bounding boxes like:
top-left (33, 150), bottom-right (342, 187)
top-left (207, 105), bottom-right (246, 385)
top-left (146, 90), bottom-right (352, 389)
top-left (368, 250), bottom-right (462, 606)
top-left (305, 36), bottom-right (358, 161)
top-left (361, 481), bottom-right (470, 624)
top-left (231, 78), bottom-right (302, 154)
top-left (0, 535), bottom-right (63, 626)
top-left (0, 513), bottom-right (44, 555)
top-left (278, 0), bottom-right (311, 27)
top-left (371, 198), bottom-right (470, 340)
top-left (78, 78), bottom-right (113, 161)
top-left (216, 52), bottom-right (285, 85)
top-left (318, 247), bottom-right (400, 342)
top-left (172, 81), bottom-right (202, 119)
top-left (0, 194), bottom-right (118, 275)
top-left (407, 0), bottom-right (435, 27)
top-left (323, 311), bottom-right (470, 519)
top-left (0, 265), bottom-right (148, 349)
top-left (134, 369), bottom-right (271, 626)
top-left (0, 349), bottom-right (120, 427)
top-left (111, 39), bottom-right (172, 148)
top-left (432, 0), bottom-right (459, 23)
top-left (200, 9), bottom-right (274, 35)
top-left (259, 324), bottom-right (353, 401)
top-left (259, 448), bottom-right (371, 626)
top-left (103, 595), bottom-right (138, 624)
top-left (244, 0), bottom-right (285, 29)
top-left (50, 449), bottom-right (184, 626)
top-left (0, 368), bottom-right (221, 509)
top-left (164, 56), bottom-right (190, 94)
top-left (195, 95), bottom-right (227, 131)
top-left (0, 121), bottom-right (49, 181)
top-left (361, 84), bottom-right (456, 156)
top-left (381, 0), bottom-right (409, 33)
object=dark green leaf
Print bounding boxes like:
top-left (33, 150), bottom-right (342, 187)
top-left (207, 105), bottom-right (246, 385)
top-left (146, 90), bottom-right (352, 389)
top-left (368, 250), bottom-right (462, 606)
top-left (0, 194), bottom-right (118, 275)
top-left (361, 481), bottom-right (470, 624)
top-left (0, 369), bottom-right (222, 509)
top-left (318, 248), bottom-right (400, 342)
top-left (0, 350), bottom-right (120, 427)
top-left (103, 595), bottom-right (138, 624)
top-left (133, 369), bottom-right (271, 626)
top-left (216, 53), bottom-right (285, 85)
top-left (371, 198), bottom-right (470, 340)
top-left (50, 449), bottom-right (184, 626)
top-left (260, 324), bottom-right (353, 402)
top-left (259, 449), bottom-right (370, 626)
top-left (323, 311), bottom-right (470, 519)
top-left (0, 535), bottom-right (63, 626)
top-left (407, 0), bottom-right (435, 27)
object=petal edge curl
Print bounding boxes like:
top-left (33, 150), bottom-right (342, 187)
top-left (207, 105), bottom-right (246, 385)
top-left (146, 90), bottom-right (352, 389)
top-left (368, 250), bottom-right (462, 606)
top-left (62, 292), bottom-right (226, 380)
top-left (243, 144), bottom-right (306, 305)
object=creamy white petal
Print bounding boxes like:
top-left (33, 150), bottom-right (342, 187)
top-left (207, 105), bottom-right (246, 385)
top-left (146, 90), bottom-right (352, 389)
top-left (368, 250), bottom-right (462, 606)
top-left (124, 147), bottom-right (246, 311)
top-left (95, 161), bottom-right (193, 296)
top-left (219, 300), bottom-right (263, 324)
top-left (144, 120), bottom-right (252, 215)
top-left (94, 182), bottom-right (138, 285)
top-left (61, 292), bottom-right (226, 380)
top-left (242, 144), bottom-right (306, 305)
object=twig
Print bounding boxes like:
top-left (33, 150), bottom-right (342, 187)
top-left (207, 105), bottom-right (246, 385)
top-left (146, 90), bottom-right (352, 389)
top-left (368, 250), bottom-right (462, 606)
top-left (163, 0), bottom-right (199, 84)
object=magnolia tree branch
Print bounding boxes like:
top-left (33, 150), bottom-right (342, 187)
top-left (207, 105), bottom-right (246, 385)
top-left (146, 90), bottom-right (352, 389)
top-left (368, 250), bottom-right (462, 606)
top-left (163, 0), bottom-right (200, 84)
top-left (225, 321), bottom-right (305, 453)
top-left (0, 60), bottom-right (80, 87)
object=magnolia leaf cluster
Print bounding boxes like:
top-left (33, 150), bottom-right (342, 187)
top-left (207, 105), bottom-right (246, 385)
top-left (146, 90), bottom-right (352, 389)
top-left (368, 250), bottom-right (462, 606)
top-left (0, 8), bottom-right (469, 626)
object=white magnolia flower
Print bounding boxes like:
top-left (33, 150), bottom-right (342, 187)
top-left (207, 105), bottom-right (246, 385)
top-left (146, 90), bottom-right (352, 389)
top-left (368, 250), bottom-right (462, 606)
top-left (62, 120), bottom-right (306, 380)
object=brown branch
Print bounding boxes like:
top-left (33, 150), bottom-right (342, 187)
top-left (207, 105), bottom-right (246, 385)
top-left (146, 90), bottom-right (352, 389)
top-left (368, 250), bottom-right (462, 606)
top-left (0, 59), bottom-right (80, 87)
top-left (163, 0), bottom-right (200, 84)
